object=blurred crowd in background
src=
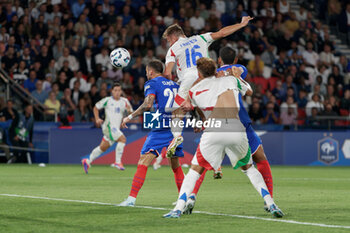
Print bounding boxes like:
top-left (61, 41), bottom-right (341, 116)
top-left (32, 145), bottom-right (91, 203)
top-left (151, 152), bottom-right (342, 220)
top-left (0, 0), bottom-right (350, 128)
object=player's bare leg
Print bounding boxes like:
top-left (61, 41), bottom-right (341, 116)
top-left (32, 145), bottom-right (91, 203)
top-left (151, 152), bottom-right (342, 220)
top-left (119, 152), bottom-right (156, 206)
top-left (82, 139), bottom-right (110, 174)
top-left (113, 135), bottom-right (127, 170)
top-left (240, 163), bottom-right (283, 218)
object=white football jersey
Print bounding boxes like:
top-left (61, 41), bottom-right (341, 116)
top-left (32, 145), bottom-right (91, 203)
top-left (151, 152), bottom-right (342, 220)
top-left (165, 33), bottom-right (214, 80)
top-left (189, 76), bottom-right (244, 119)
top-left (95, 96), bottom-right (132, 131)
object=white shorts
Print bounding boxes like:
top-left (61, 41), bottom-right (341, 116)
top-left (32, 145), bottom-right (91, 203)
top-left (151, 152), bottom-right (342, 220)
top-left (174, 68), bottom-right (199, 107)
top-left (191, 124), bottom-right (251, 171)
top-left (102, 124), bottom-right (123, 145)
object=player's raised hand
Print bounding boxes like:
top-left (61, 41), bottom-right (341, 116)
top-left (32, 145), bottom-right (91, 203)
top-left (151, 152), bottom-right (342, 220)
top-left (231, 66), bottom-right (243, 78)
top-left (121, 117), bottom-right (130, 128)
top-left (95, 118), bottom-right (104, 127)
top-left (240, 16), bottom-right (254, 26)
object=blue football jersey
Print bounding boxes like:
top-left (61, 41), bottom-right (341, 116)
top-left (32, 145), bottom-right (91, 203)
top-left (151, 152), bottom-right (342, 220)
top-left (144, 76), bottom-right (179, 130)
top-left (216, 65), bottom-right (251, 128)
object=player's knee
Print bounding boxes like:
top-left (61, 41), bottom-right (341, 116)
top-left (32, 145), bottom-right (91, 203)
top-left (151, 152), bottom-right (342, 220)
top-left (252, 146), bottom-right (267, 163)
top-left (240, 163), bottom-right (252, 171)
top-left (190, 164), bottom-right (205, 174)
top-left (117, 135), bottom-right (126, 143)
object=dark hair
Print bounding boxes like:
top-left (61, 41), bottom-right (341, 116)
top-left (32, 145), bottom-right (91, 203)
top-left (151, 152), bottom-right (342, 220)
top-left (112, 82), bottom-right (121, 89)
top-left (162, 24), bottom-right (184, 38)
top-left (196, 57), bottom-right (216, 78)
top-left (147, 60), bottom-right (164, 74)
top-left (219, 46), bottom-right (236, 65)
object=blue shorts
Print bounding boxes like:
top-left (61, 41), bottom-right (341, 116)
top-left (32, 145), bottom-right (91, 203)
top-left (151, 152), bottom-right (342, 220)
top-left (246, 124), bottom-right (262, 155)
top-left (141, 130), bottom-right (184, 157)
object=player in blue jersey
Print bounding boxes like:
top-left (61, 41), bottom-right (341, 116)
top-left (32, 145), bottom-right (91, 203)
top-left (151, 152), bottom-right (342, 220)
top-left (181, 47), bottom-right (282, 216)
top-left (118, 60), bottom-right (187, 206)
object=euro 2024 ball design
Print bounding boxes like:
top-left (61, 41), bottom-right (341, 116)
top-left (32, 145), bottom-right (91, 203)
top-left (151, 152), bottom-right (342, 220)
top-left (110, 48), bottom-right (131, 68)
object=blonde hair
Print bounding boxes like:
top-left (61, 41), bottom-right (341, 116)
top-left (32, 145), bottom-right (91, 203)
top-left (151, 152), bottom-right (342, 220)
top-left (162, 24), bottom-right (184, 38)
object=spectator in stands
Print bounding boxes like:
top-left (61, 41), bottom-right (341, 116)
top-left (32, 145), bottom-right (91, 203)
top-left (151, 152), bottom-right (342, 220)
top-left (164, 9), bottom-right (174, 27)
top-left (262, 101), bottom-right (280, 124)
top-left (272, 80), bottom-right (286, 101)
top-left (302, 41), bottom-right (319, 68)
top-left (96, 70), bottom-right (113, 90)
top-left (74, 14), bottom-right (93, 37)
top-left (249, 102), bottom-right (263, 125)
top-left (71, 80), bottom-right (84, 106)
top-left (295, 5), bottom-right (307, 21)
top-left (44, 91), bottom-right (60, 121)
top-left (306, 94), bottom-right (324, 116)
top-left (1, 46), bottom-right (18, 73)
top-left (74, 98), bottom-right (91, 122)
top-left (32, 80), bottom-right (49, 104)
top-left (71, 0), bottom-right (86, 19)
top-left (142, 49), bottom-right (156, 66)
top-left (23, 70), bottom-right (38, 93)
top-left (272, 51), bottom-right (290, 79)
top-left (297, 89), bottom-right (308, 108)
top-left (57, 48), bottom-right (80, 72)
top-left (190, 10), bottom-right (205, 33)
top-left (155, 39), bottom-right (168, 61)
top-left (261, 45), bottom-right (276, 67)
top-left (247, 55), bottom-right (264, 77)
top-left (95, 47), bottom-right (112, 71)
top-left (328, 65), bottom-right (344, 87)
top-left (280, 107), bottom-right (297, 128)
top-left (0, 100), bottom-right (18, 121)
top-left (282, 74), bottom-right (297, 94)
top-left (280, 96), bottom-right (298, 116)
top-left (283, 12), bottom-right (299, 35)
top-left (13, 60), bottom-right (29, 84)
top-left (313, 75), bottom-right (327, 97)
top-left (69, 71), bottom-right (89, 93)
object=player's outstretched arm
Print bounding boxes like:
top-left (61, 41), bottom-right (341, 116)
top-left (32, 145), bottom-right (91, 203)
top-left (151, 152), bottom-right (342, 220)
top-left (211, 16), bottom-right (254, 40)
top-left (121, 94), bottom-right (155, 128)
top-left (93, 106), bottom-right (103, 127)
top-left (163, 62), bottom-right (175, 80)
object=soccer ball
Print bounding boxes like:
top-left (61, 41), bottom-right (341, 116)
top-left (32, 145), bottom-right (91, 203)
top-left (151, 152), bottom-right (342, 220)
top-left (110, 48), bottom-right (130, 68)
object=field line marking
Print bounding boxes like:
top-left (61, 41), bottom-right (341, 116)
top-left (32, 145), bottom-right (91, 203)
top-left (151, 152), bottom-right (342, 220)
top-left (1, 193), bottom-right (350, 230)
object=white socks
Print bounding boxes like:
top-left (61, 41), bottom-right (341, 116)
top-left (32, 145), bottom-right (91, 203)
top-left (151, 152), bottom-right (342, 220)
top-left (171, 118), bottom-right (183, 138)
top-left (242, 166), bottom-right (274, 207)
top-left (88, 146), bottom-right (103, 164)
top-left (174, 169), bottom-right (201, 211)
top-left (115, 142), bottom-right (125, 164)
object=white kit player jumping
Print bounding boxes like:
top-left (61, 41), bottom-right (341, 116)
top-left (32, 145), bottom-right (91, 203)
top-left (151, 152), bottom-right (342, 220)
top-left (163, 58), bottom-right (283, 218)
top-left (162, 16), bottom-right (254, 158)
top-left (82, 83), bottom-right (133, 173)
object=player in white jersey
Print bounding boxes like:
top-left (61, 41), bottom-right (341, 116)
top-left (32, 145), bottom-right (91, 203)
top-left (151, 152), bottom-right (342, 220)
top-left (82, 83), bottom-right (133, 173)
top-left (162, 16), bottom-right (254, 157)
top-left (163, 58), bottom-right (283, 218)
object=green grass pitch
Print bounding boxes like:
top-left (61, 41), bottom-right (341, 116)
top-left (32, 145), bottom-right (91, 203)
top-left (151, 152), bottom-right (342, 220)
top-left (0, 165), bottom-right (349, 233)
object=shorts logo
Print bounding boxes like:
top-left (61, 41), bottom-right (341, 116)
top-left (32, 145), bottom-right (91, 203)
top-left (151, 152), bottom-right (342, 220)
top-left (143, 110), bottom-right (161, 129)
top-left (318, 137), bottom-right (339, 165)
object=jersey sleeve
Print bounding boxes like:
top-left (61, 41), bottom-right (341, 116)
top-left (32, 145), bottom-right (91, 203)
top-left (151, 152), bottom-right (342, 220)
top-left (199, 32), bottom-right (214, 46)
top-left (95, 97), bottom-right (109, 110)
top-left (188, 88), bottom-right (197, 107)
top-left (144, 80), bottom-right (156, 97)
top-left (165, 48), bottom-right (176, 64)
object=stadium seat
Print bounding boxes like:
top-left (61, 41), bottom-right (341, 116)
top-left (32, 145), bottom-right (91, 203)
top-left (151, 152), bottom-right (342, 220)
top-left (268, 77), bottom-right (279, 91)
top-left (252, 77), bottom-right (269, 94)
top-left (340, 109), bottom-right (349, 116)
